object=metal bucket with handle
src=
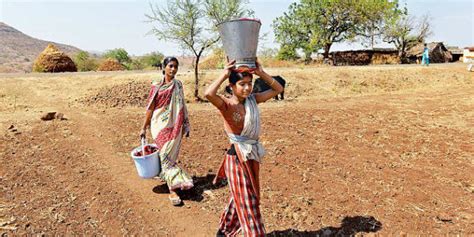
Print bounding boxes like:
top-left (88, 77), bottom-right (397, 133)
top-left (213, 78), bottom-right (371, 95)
top-left (218, 18), bottom-right (261, 72)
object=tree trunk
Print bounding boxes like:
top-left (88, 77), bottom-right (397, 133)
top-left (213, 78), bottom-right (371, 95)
top-left (304, 49), bottom-right (312, 64)
top-left (399, 43), bottom-right (407, 64)
top-left (323, 43), bottom-right (332, 64)
top-left (194, 55), bottom-right (200, 101)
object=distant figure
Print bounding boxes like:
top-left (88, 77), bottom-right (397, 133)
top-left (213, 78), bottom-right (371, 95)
top-left (252, 76), bottom-right (286, 100)
top-left (422, 43), bottom-right (430, 66)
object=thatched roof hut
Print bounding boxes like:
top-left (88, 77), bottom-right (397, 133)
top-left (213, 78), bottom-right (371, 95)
top-left (407, 42), bottom-right (452, 64)
top-left (33, 44), bottom-right (77, 72)
top-left (97, 58), bottom-right (125, 71)
top-left (447, 46), bottom-right (463, 62)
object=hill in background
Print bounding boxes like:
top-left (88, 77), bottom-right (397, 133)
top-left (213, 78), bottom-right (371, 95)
top-left (0, 22), bottom-right (81, 73)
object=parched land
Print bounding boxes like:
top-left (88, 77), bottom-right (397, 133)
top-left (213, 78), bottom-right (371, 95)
top-left (0, 63), bottom-right (473, 235)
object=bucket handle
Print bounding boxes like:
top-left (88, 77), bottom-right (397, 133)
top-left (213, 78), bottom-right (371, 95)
top-left (141, 137), bottom-right (146, 157)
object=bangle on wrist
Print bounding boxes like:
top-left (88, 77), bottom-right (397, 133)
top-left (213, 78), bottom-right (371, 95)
top-left (269, 78), bottom-right (275, 86)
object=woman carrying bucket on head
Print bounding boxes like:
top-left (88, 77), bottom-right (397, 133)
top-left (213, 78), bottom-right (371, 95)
top-left (140, 56), bottom-right (193, 206)
top-left (205, 58), bottom-right (283, 236)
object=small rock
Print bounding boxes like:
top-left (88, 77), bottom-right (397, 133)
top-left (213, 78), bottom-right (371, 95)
top-left (55, 113), bottom-right (67, 120)
top-left (41, 112), bottom-right (56, 121)
top-left (8, 124), bottom-right (15, 130)
top-left (203, 190), bottom-right (215, 199)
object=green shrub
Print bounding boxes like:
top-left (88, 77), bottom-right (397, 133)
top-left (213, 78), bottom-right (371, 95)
top-left (74, 51), bottom-right (98, 71)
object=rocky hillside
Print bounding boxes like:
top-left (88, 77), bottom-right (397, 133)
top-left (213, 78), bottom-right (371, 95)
top-left (0, 22), bottom-right (81, 73)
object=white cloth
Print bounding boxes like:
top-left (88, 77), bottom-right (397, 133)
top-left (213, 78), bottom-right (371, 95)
top-left (227, 94), bottom-right (265, 162)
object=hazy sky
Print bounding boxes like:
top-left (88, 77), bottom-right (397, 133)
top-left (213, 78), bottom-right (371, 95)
top-left (1, 0), bottom-right (473, 56)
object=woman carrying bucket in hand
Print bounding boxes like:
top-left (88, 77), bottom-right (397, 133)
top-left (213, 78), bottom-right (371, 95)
top-left (140, 56), bottom-right (193, 206)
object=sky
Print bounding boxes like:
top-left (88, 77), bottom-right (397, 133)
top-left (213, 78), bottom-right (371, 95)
top-left (0, 0), bottom-right (473, 56)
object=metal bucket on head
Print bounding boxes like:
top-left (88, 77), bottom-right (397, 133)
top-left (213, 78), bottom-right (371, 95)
top-left (218, 18), bottom-right (261, 73)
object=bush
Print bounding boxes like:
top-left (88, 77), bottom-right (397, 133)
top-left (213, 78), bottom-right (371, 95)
top-left (276, 45), bottom-right (299, 61)
top-left (74, 51), bottom-right (98, 72)
top-left (139, 52), bottom-right (164, 68)
top-left (127, 59), bottom-right (146, 70)
top-left (103, 48), bottom-right (131, 65)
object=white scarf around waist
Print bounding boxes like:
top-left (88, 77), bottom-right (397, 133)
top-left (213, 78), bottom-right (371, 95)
top-left (227, 94), bottom-right (265, 162)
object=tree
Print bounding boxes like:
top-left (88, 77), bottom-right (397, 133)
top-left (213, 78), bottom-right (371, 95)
top-left (140, 51), bottom-right (165, 68)
top-left (383, 14), bottom-right (432, 63)
top-left (146, 0), bottom-right (252, 101)
top-left (103, 48), bottom-right (131, 65)
top-left (129, 59), bottom-right (145, 70)
top-left (74, 51), bottom-right (98, 72)
top-left (273, 0), bottom-right (401, 62)
top-left (356, 1), bottom-right (405, 48)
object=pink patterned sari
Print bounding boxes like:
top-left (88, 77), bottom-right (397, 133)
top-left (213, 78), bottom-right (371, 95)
top-left (146, 78), bottom-right (193, 191)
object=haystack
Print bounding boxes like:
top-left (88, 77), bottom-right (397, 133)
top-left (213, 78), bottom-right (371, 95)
top-left (97, 58), bottom-right (125, 71)
top-left (33, 44), bottom-right (77, 72)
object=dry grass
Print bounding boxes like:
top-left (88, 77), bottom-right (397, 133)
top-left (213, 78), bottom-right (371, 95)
top-left (0, 63), bottom-right (473, 235)
top-left (186, 63), bottom-right (473, 102)
top-left (2, 64), bottom-right (471, 112)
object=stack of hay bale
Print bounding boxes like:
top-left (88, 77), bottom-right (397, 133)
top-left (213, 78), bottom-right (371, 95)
top-left (97, 58), bottom-right (125, 71)
top-left (33, 44), bottom-right (77, 72)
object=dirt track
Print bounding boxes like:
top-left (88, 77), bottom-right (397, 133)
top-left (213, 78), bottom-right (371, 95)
top-left (1, 64), bottom-right (473, 235)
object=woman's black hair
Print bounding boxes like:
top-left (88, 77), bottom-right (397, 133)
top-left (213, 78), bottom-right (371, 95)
top-left (225, 71), bottom-right (253, 95)
top-left (162, 56), bottom-right (179, 75)
top-left (229, 71), bottom-right (252, 84)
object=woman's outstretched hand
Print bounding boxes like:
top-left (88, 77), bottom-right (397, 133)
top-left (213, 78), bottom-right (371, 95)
top-left (139, 128), bottom-right (146, 139)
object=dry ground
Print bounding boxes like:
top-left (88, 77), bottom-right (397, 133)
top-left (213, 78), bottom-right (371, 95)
top-left (0, 63), bottom-right (473, 235)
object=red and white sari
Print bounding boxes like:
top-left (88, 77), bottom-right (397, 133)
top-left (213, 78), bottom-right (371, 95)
top-left (146, 78), bottom-right (193, 191)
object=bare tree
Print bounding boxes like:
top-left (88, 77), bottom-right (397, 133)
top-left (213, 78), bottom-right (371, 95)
top-left (383, 14), bottom-right (432, 63)
top-left (146, 0), bottom-right (252, 101)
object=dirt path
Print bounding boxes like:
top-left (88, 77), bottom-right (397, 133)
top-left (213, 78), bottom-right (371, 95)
top-left (1, 65), bottom-right (473, 235)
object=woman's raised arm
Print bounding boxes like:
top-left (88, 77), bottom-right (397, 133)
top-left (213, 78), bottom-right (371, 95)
top-left (253, 59), bottom-right (283, 103)
top-left (204, 60), bottom-right (235, 108)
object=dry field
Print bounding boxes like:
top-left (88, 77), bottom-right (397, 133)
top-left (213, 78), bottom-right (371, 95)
top-left (0, 63), bottom-right (473, 235)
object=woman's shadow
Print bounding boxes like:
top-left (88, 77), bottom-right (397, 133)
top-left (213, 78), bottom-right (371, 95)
top-left (267, 215), bottom-right (382, 236)
top-left (152, 173), bottom-right (226, 202)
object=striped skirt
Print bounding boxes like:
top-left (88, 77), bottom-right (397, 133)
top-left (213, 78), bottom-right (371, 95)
top-left (217, 145), bottom-right (265, 237)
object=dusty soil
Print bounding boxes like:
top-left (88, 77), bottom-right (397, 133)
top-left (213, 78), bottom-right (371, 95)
top-left (0, 64), bottom-right (473, 236)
